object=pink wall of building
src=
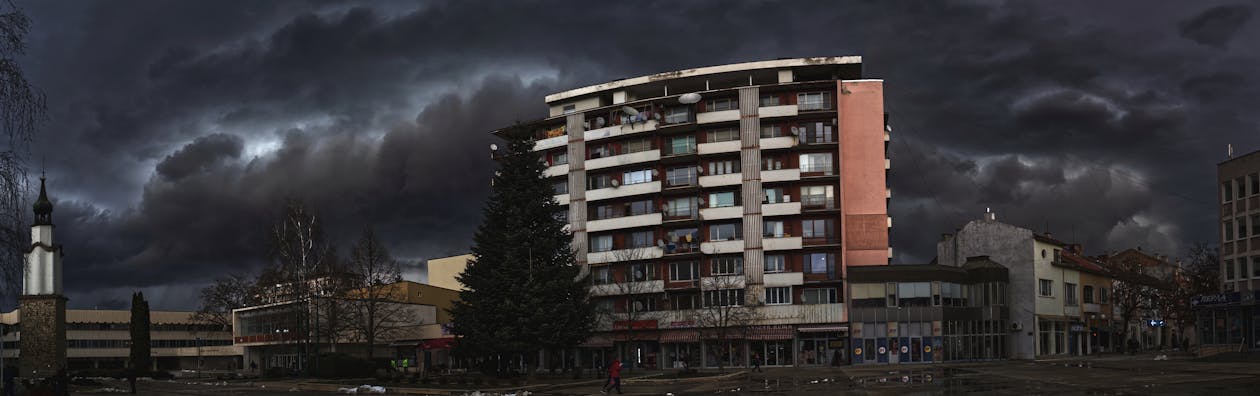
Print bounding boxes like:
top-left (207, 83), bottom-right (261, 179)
top-left (838, 80), bottom-right (889, 268)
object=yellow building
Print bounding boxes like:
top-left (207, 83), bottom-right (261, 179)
top-left (425, 254), bottom-right (471, 291)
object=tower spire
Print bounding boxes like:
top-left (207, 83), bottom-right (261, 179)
top-left (33, 176), bottom-right (53, 225)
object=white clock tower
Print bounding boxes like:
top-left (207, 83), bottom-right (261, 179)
top-left (19, 176), bottom-right (67, 379)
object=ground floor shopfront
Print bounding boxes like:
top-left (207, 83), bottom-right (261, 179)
top-left (579, 324), bottom-right (849, 369)
top-left (1193, 291), bottom-right (1260, 350)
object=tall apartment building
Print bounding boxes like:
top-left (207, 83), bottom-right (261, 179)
top-left (1197, 149), bottom-right (1260, 350)
top-left (502, 57), bottom-right (890, 368)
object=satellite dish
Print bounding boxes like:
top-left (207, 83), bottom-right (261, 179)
top-left (660, 203), bottom-right (669, 211)
top-left (657, 239), bottom-right (666, 247)
top-left (653, 112), bottom-right (662, 121)
top-left (651, 169), bottom-right (660, 177)
top-left (596, 117), bottom-right (606, 127)
top-left (611, 179), bottom-right (621, 187)
top-left (622, 106), bottom-right (640, 116)
top-left (696, 166), bottom-right (705, 174)
top-left (699, 198), bottom-right (707, 206)
top-left (489, 143), bottom-right (499, 151)
top-left (679, 93), bottom-right (702, 104)
top-left (789, 126), bottom-right (800, 136)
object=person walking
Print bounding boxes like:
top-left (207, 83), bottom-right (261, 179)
top-left (751, 352), bottom-right (762, 373)
top-left (600, 358), bottom-right (622, 394)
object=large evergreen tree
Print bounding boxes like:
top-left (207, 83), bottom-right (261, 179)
top-left (129, 292), bottom-right (152, 373)
top-left (449, 125), bottom-right (593, 380)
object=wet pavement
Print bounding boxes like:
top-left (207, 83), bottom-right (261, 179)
top-left (62, 355), bottom-right (1260, 395)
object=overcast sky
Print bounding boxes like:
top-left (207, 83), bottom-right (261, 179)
top-left (11, 0), bottom-right (1258, 310)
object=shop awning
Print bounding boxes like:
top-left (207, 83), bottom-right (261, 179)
top-left (747, 325), bottom-right (794, 340)
top-left (580, 334), bottom-right (614, 348)
top-left (390, 340), bottom-right (422, 347)
top-left (797, 326), bottom-right (848, 333)
top-left (660, 330), bottom-right (699, 343)
top-left (419, 338), bottom-right (457, 350)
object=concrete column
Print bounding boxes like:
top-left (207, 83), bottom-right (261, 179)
top-left (566, 114), bottom-right (589, 277)
top-left (737, 87), bottom-right (765, 303)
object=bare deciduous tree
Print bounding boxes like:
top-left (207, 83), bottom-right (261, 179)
top-left (193, 273), bottom-right (259, 328)
top-left (695, 274), bottom-right (762, 372)
top-left (269, 198), bottom-right (334, 373)
top-left (0, 0), bottom-right (46, 306)
top-left (348, 226), bottom-right (411, 361)
top-left (594, 247), bottom-right (659, 372)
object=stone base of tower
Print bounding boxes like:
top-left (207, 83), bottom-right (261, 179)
top-left (18, 294), bottom-right (67, 379)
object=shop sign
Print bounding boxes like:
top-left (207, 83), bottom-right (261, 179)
top-left (1069, 324), bottom-right (1085, 332)
top-left (668, 320), bottom-right (696, 328)
top-left (613, 320), bottom-right (658, 330)
top-left (1191, 292), bottom-right (1240, 307)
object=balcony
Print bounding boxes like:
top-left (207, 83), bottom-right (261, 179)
top-left (1064, 305), bottom-right (1081, 318)
top-left (587, 213), bottom-right (663, 233)
top-left (697, 109), bottom-right (739, 124)
top-left (760, 303), bottom-right (845, 325)
top-left (1083, 303), bottom-right (1101, 314)
top-left (701, 239), bottom-right (744, 254)
top-left (584, 120), bottom-right (659, 143)
top-left (590, 280), bottom-right (665, 297)
top-left (800, 195), bottom-right (835, 210)
top-left (764, 272), bottom-right (803, 287)
top-left (699, 205), bottom-right (742, 221)
top-left (543, 163), bottom-right (569, 178)
top-left (762, 168), bottom-right (800, 183)
top-left (760, 136), bottom-right (795, 150)
top-left (699, 172), bottom-right (741, 188)
top-left (586, 181), bottom-right (661, 202)
top-left (663, 242), bottom-right (700, 255)
top-left (588, 246), bottom-right (665, 264)
top-left (586, 149), bottom-right (660, 171)
top-left (533, 134), bottom-right (568, 152)
top-left (698, 140), bottom-right (741, 155)
top-left (758, 104), bottom-right (798, 119)
top-left (803, 236), bottom-right (838, 246)
top-left (701, 275), bottom-right (745, 289)
top-left (764, 236), bottom-right (802, 251)
top-left (762, 202), bottom-right (801, 217)
top-left (554, 193), bottom-right (570, 206)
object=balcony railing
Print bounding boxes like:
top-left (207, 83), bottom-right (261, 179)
top-left (803, 236), bottom-right (839, 245)
top-left (665, 173), bottom-right (698, 188)
top-left (800, 195), bottom-right (834, 209)
top-left (663, 141), bottom-right (697, 156)
top-left (664, 242), bottom-right (699, 254)
top-left (800, 164), bottom-right (835, 176)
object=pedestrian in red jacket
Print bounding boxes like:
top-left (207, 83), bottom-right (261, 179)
top-left (601, 358), bottom-right (623, 394)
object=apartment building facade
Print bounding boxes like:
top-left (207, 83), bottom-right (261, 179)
top-left (505, 57), bottom-right (891, 368)
top-left (1199, 150), bottom-right (1260, 350)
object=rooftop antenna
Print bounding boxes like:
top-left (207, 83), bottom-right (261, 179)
top-left (1228, 143), bottom-right (1235, 158)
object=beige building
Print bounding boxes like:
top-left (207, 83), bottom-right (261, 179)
top-left (2, 308), bottom-right (240, 371)
top-left (425, 254), bottom-right (471, 291)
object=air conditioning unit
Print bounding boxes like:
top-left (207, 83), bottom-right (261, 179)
top-left (1009, 322), bottom-right (1023, 332)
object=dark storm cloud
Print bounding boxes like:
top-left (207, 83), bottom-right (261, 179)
top-left (1178, 4), bottom-right (1253, 48)
top-left (12, 0), bottom-right (1260, 308)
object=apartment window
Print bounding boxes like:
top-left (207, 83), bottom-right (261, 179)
top-left (800, 153), bottom-right (834, 175)
top-left (801, 219), bottom-right (835, 242)
top-left (897, 282), bottom-right (931, 307)
top-left (624, 138), bottom-right (652, 154)
top-left (549, 150), bottom-right (568, 166)
top-left (1253, 256), bottom-right (1260, 277)
top-left (623, 169), bottom-right (652, 185)
top-left (709, 159), bottom-right (739, 175)
top-left (590, 144), bottom-right (611, 159)
top-left (666, 166), bottom-right (697, 187)
top-left (588, 174), bottom-right (614, 189)
top-left (593, 204), bottom-right (616, 220)
top-left (627, 200), bottom-right (653, 216)
top-left (803, 253), bottom-right (835, 278)
top-left (1224, 181), bottom-right (1234, 202)
top-left (628, 296), bottom-right (657, 312)
top-left (666, 135), bottom-right (696, 155)
top-left (765, 287), bottom-right (791, 305)
top-left (1038, 279), bottom-right (1054, 297)
top-left (705, 98), bottom-right (738, 112)
top-left (562, 104), bottom-right (576, 115)
top-left (664, 106), bottom-right (690, 124)
top-left (667, 228), bottom-right (698, 246)
top-left (759, 94), bottom-right (781, 107)
top-left (672, 294), bottom-right (698, 310)
top-left (760, 124), bottom-right (784, 138)
top-left (591, 235), bottom-right (613, 252)
top-left (593, 267), bottom-right (613, 285)
top-left (802, 288), bottom-right (838, 304)
top-left (1099, 288), bottom-right (1109, 304)
top-left (706, 127), bottom-right (739, 143)
top-left (1064, 283), bottom-right (1078, 306)
top-left (797, 92), bottom-right (832, 111)
top-left (709, 223), bottom-right (741, 241)
top-left (629, 230), bottom-right (654, 248)
top-left (554, 210), bottom-right (568, 224)
top-left (1226, 220), bottom-right (1235, 240)
top-left (669, 261), bottom-right (699, 281)
top-left (801, 185), bottom-right (834, 208)
top-left (1252, 173), bottom-right (1259, 195)
top-left (704, 289), bottom-right (744, 307)
top-left (628, 262), bottom-right (656, 282)
top-left (552, 180), bottom-right (568, 195)
top-left (1238, 177), bottom-right (1246, 199)
top-left (1241, 260), bottom-right (1251, 280)
top-left (665, 197), bottom-right (697, 219)
top-left (762, 156), bottom-right (784, 171)
top-left (800, 121), bottom-right (835, 144)
top-left (1083, 285), bottom-right (1095, 304)
top-left (709, 191), bottom-right (737, 207)
top-left (763, 220), bottom-right (785, 238)
top-left (764, 254), bottom-right (785, 273)
top-left (764, 187), bottom-right (786, 204)
top-left (711, 256), bottom-right (743, 275)
top-left (886, 283), bottom-right (898, 307)
top-left (1225, 259), bottom-right (1235, 280)
top-left (1240, 217), bottom-right (1249, 239)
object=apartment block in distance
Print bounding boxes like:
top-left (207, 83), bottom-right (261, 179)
top-left (1196, 149), bottom-right (1260, 351)
top-left (497, 57), bottom-right (891, 369)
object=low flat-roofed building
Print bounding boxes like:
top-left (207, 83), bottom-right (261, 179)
top-left (424, 254), bottom-right (470, 291)
top-left (2, 308), bottom-right (240, 371)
